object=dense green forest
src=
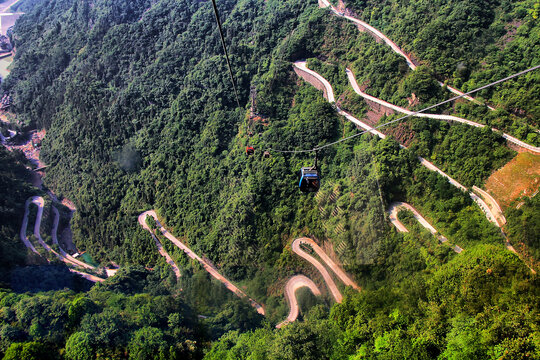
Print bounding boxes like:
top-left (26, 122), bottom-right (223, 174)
top-left (207, 245), bottom-right (538, 359)
top-left (344, 0), bottom-right (540, 143)
top-left (0, 0), bottom-right (538, 358)
top-left (1, 266), bottom-right (207, 359)
top-left (505, 195), bottom-right (540, 265)
top-left (0, 146), bottom-right (37, 278)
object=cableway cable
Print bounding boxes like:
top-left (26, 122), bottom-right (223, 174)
top-left (210, 0), bottom-right (241, 108)
top-left (268, 64), bottom-right (540, 154)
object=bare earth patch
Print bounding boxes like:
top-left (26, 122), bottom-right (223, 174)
top-left (385, 122), bottom-right (416, 147)
top-left (485, 152), bottom-right (540, 209)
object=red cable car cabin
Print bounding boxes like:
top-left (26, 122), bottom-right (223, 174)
top-left (246, 146), bottom-right (254, 155)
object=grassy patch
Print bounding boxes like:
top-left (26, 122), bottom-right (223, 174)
top-left (485, 152), bottom-right (540, 209)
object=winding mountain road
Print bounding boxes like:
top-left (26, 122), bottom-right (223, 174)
top-left (19, 197), bottom-right (40, 254)
top-left (472, 186), bottom-right (506, 226)
top-left (293, 60), bottom-right (335, 102)
top-left (346, 69), bottom-right (540, 153)
top-left (295, 62), bottom-right (536, 270)
top-left (294, 60), bottom-right (385, 138)
top-left (276, 237), bottom-right (361, 327)
top-left (138, 210), bottom-right (265, 315)
top-left (318, 0), bottom-right (495, 109)
top-left (137, 212), bottom-right (181, 278)
top-left (293, 238), bottom-right (360, 292)
top-left (138, 212), bottom-right (362, 323)
top-left (51, 207), bottom-right (96, 270)
top-left (19, 196), bottom-right (105, 282)
top-left (293, 61), bottom-right (500, 227)
top-left (292, 238), bottom-right (343, 302)
top-left (276, 275), bottom-right (321, 328)
top-left (388, 202), bottom-right (463, 253)
top-left (469, 187), bottom-right (534, 272)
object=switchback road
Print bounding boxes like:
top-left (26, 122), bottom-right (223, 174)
top-left (19, 197), bottom-right (40, 254)
top-left (318, 0), bottom-right (495, 109)
top-left (276, 275), bottom-right (321, 328)
top-left (293, 238), bottom-right (360, 292)
top-left (277, 238), bottom-right (360, 327)
top-left (139, 210), bottom-right (265, 315)
top-left (346, 68), bottom-right (540, 153)
top-left (137, 212), bottom-right (181, 278)
top-left (294, 62), bottom-right (534, 271)
top-left (293, 62), bottom-right (499, 227)
top-left (388, 202), bottom-right (463, 253)
top-left (20, 196), bottom-right (105, 282)
top-left (292, 238), bottom-right (343, 302)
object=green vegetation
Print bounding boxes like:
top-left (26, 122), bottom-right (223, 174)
top-left (0, 147), bottom-right (36, 278)
top-left (1, 266), bottom-right (206, 359)
top-left (505, 195), bottom-right (540, 263)
top-left (398, 118), bottom-right (515, 187)
top-left (208, 245), bottom-right (538, 359)
top-left (0, 0), bottom-right (538, 358)
top-left (345, 0), bottom-right (540, 142)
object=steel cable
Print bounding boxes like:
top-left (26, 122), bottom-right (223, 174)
top-left (211, 0), bottom-right (241, 108)
top-left (268, 64), bottom-right (540, 153)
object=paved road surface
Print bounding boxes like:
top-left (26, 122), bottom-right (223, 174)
top-left (19, 196), bottom-right (105, 282)
top-left (418, 157), bottom-right (498, 227)
top-left (69, 269), bottom-right (105, 283)
top-left (337, 106), bottom-right (387, 138)
top-left (292, 238), bottom-right (343, 302)
top-left (293, 238), bottom-right (360, 291)
top-left (318, 0), bottom-right (495, 109)
top-left (472, 186), bottom-right (506, 226)
top-left (294, 63), bottom-right (500, 227)
top-left (137, 212), bottom-right (181, 279)
top-left (51, 206), bottom-right (96, 270)
top-left (278, 238), bottom-right (360, 327)
top-left (388, 202), bottom-right (463, 253)
top-left (276, 275), bottom-right (321, 328)
top-left (19, 197), bottom-right (40, 254)
top-left (468, 188), bottom-right (535, 272)
top-left (139, 210), bottom-right (265, 315)
top-left (346, 68), bottom-right (484, 126)
top-left (293, 60), bottom-right (335, 102)
top-left (346, 68), bottom-right (540, 153)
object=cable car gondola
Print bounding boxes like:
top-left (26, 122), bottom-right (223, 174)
top-left (299, 152), bottom-right (320, 193)
top-left (246, 146), bottom-right (255, 155)
top-left (299, 167), bottom-right (320, 193)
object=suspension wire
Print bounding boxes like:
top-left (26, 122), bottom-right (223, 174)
top-left (268, 64), bottom-right (540, 154)
top-left (210, 0), bottom-right (241, 108)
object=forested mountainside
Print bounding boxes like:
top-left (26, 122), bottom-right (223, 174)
top-left (0, 147), bottom-right (36, 275)
top-left (342, 0), bottom-right (540, 143)
top-left (0, 0), bottom-right (539, 358)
